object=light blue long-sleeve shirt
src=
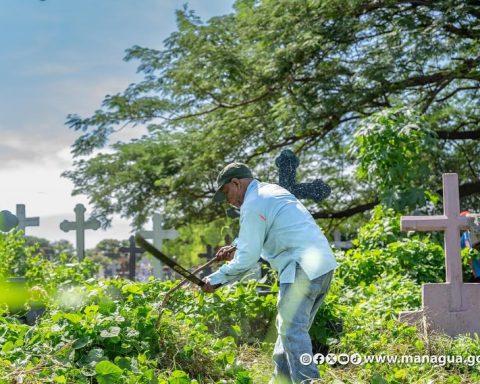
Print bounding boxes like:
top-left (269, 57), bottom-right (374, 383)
top-left (207, 179), bottom-right (337, 285)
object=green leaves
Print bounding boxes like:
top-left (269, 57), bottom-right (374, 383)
top-left (353, 107), bottom-right (438, 210)
top-left (95, 361), bottom-right (123, 384)
top-left (100, 326), bottom-right (121, 339)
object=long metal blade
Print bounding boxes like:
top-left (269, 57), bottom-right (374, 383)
top-left (135, 234), bottom-right (205, 287)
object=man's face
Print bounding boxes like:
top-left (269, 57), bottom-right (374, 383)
top-left (222, 178), bottom-right (244, 208)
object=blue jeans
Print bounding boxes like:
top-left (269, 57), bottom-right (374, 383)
top-left (271, 265), bottom-right (333, 384)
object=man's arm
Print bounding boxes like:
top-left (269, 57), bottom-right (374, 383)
top-left (206, 207), bottom-right (267, 286)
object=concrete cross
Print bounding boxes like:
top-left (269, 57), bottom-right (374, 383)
top-left (227, 150), bottom-right (331, 219)
top-left (333, 229), bottom-right (353, 249)
top-left (275, 149), bottom-right (331, 202)
top-left (401, 173), bottom-right (470, 312)
top-left (59, 204), bottom-right (101, 261)
top-left (119, 236), bottom-right (144, 281)
top-left (398, 173), bottom-right (480, 338)
top-left (16, 204), bottom-right (39, 234)
top-left (198, 244), bottom-right (215, 276)
top-left (199, 244), bottom-right (215, 261)
top-left (138, 213), bottom-right (178, 279)
top-left (0, 210), bottom-right (19, 232)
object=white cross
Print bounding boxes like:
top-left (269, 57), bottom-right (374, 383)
top-left (138, 213), bottom-right (178, 279)
top-left (333, 229), bottom-right (352, 249)
top-left (16, 204), bottom-right (39, 234)
top-left (60, 204), bottom-right (100, 260)
top-left (401, 174), bottom-right (471, 311)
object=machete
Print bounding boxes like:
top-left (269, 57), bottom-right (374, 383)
top-left (135, 234), bottom-right (205, 287)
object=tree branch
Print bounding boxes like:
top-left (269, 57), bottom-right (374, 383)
top-left (169, 89), bottom-right (272, 122)
top-left (437, 130), bottom-right (480, 140)
top-left (312, 201), bottom-right (379, 219)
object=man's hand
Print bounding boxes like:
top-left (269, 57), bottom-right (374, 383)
top-left (215, 245), bottom-right (236, 261)
top-left (202, 280), bottom-right (220, 293)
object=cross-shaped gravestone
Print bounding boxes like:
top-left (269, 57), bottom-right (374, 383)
top-left (138, 213), bottom-right (178, 279)
top-left (227, 150), bottom-right (331, 219)
top-left (198, 244), bottom-right (215, 276)
top-left (399, 173), bottom-right (480, 337)
top-left (119, 236), bottom-right (144, 281)
top-left (16, 204), bottom-right (39, 234)
top-left (333, 229), bottom-right (353, 249)
top-left (137, 256), bottom-right (153, 282)
top-left (275, 149), bottom-right (331, 202)
top-left (59, 204), bottom-right (101, 261)
top-left (0, 210), bottom-right (19, 232)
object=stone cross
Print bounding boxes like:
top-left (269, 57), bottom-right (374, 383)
top-left (198, 244), bottom-right (215, 276)
top-left (138, 213), bottom-right (178, 279)
top-left (399, 173), bottom-right (480, 337)
top-left (0, 210), bottom-right (19, 232)
top-left (16, 204), bottom-right (40, 234)
top-left (227, 150), bottom-right (331, 219)
top-left (333, 229), bottom-right (353, 249)
top-left (119, 236), bottom-right (144, 281)
top-left (275, 149), bottom-right (331, 202)
top-left (59, 204), bottom-right (101, 261)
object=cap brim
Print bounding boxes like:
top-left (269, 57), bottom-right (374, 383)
top-left (212, 187), bottom-right (226, 203)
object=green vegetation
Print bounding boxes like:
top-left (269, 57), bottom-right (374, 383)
top-left (1, 208), bottom-right (480, 383)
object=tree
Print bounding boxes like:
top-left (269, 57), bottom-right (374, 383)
top-left (64, 0), bottom-right (480, 230)
top-left (25, 236), bottom-right (75, 260)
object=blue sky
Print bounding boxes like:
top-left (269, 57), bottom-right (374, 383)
top-left (0, 0), bottom-right (233, 247)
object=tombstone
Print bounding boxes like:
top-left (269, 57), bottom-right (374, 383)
top-left (16, 204), bottom-right (40, 234)
top-left (138, 213), bottom-right (178, 279)
top-left (162, 265), bottom-right (173, 280)
top-left (0, 210), bottom-right (19, 232)
top-left (275, 149), bottom-right (331, 202)
top-left (59, 204), bottom-right (101, 260)
top-left (198, 244), bottom-right (215, 276)
top-left (333, 229), bottom-right (353, 249)
top-left (137, 256), bottom-right (153, 282)
top-left (117, 255), bottom-right (129, 279)
top-left (227, 149), bottom-right (331, 219)
top-left (119, 236), bottom-right (144, 281)
top-left (399, 173), bottom-right (480, 337)
top-left (102, 250), bottom-right (118, 278)
top-left (103, 263), bottom-right (116, 278)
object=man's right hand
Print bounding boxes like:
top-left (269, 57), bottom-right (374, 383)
top-left (215, 245), bottom-right (236, 261)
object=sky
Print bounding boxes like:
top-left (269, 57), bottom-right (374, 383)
top-left (0, 0), bottom-right (234, 248)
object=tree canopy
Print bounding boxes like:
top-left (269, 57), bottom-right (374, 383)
top-left (64, 0), bottom-right (480, 230)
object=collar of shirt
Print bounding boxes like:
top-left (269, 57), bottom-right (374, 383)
top-left (242, 179), bottom-right (259, 207)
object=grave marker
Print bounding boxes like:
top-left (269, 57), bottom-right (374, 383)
top-left (275, 149), bottom-right (331, 202)
top-left (16, 204), bottom-right (39, 234)
top-left (138, 213), bottom-right (178, 279)
top-left (399, 173), bottom-right (480, 337)
top-left (119, 236), bottom-right (144, 281)
top-left (59, 204), bottom-right (100, 260)
top-left (333, 229), bottom-right (353, 249)
top-left (198, 244), bottom-right (215, 276)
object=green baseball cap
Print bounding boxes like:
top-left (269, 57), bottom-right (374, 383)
top-left (212, 162), bottom-right (253, 203)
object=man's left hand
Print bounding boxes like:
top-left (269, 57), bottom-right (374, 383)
top-left (202, 281), bottom-right (218, 293)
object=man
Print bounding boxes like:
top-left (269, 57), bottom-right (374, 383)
top-left (202, 162), bottom-right (337, 383)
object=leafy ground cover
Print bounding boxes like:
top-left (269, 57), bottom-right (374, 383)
top-left (1, 207), bottom-right (480, 383)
